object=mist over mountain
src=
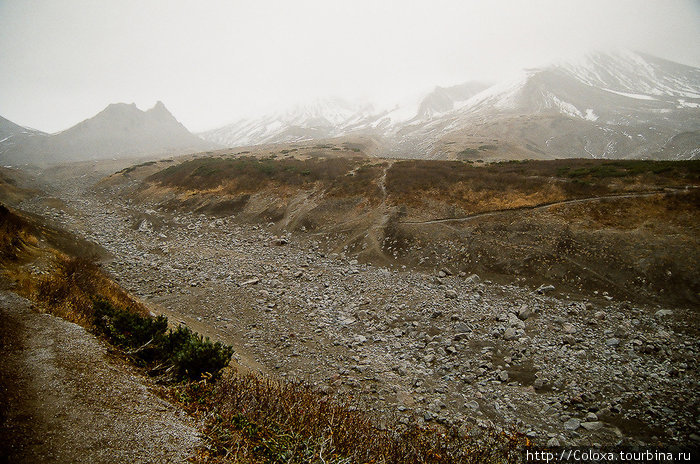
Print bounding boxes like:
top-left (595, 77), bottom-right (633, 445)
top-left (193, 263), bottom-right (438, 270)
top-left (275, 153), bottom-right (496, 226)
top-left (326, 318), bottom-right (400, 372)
top-left (0, 102), bottom-right (215, 165)
top-left (2, 51), bottom-right (697, 164)
top-left (200, 51), bottom-right (700, 160)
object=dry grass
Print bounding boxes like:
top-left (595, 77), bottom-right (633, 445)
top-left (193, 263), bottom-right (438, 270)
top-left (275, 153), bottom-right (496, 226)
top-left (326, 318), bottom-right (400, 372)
top-left (0, 204), bottom-right (38, 262)
top-left (1, 202), bottom-right (146, 325)
top-left (147, 156), bottom-right (382, 201)
top-left (178, 372), bottom-right (526, 464)
top-left (384, 159), bottom-right (700, 218)
top-left (33, 255), bottom-right (148, 325)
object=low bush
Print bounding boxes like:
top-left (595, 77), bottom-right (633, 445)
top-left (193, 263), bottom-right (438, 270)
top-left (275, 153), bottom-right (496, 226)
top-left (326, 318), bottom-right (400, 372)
top-left (94, 299), bottom-right (233, 380)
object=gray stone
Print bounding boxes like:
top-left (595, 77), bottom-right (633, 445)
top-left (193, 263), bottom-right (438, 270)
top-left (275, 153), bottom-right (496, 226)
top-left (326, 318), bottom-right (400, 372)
top-left (465, 400), bottom-right (480, 410)
top-left (465, 274), bottom-right (480, 284)
top-left (503, 327), bottom-right (518, 341)
top-left (517, 305), bottom-right (534, 321)
top-left (564, 418), bottom-right (580, 431)
top-left (546, 437), bottom-right (561, 447)
top-left (581, 421), bottom-right (603, 431)
top-left (445, 289), bottom-right (458, 299)
top-left (605, 338), bottom-right (620, 347)
top-left (454, 322), bottom-right (471, 333)
top-left (562, 323), bottom-right (577, 334)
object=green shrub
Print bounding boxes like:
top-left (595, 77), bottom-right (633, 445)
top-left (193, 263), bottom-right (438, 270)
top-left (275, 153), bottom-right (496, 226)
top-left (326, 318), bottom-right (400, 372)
top-left (93, 299), bottom-right (233, 380)
top-left (94, 298), bottom-right (168, 348)
top-left (169, 327), bottom-right (233, 380)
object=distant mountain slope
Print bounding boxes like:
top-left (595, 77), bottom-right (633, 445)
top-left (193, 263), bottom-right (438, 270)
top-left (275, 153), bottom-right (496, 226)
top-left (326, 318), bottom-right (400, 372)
top-left (1, 115), bottom-right (45, 140)
top-left (201, 51), bottom-right (700, 161)
top-left (1, 102), bottom-right (215, 165)
top-left (0, 116), bottom-right (47, 163)
top-left (416, 81), bottom-right (490, 119)
top-left (200, 84), bottom-right (490, 149)
top-left (412, 51), bottom-right (700, 160)
top-left (201, 97), bottom-right (382, 147)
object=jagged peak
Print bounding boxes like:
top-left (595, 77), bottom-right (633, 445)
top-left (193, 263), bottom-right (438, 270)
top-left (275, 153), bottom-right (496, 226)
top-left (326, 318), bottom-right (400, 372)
top-left (148, 100), bottom-right (170, 113)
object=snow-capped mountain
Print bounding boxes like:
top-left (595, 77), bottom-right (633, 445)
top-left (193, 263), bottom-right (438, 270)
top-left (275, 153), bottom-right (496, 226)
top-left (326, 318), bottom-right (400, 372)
top-left (395, 50), bottom-right (700, 159)
top-left (200, 85), bottom-right (491, 149)
top-left (0, 102), bottom-right (216, 165)
top-left (416, 81), bottom-right (490, 119)
top-left (202, 98), bottom-right (384, 147)
top-left (200, 51), bottom-right (699, 160)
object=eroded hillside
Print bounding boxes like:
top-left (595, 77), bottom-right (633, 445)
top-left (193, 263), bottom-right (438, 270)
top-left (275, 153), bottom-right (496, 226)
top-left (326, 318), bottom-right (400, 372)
top-left (118, 152), bottom-right (700, 307)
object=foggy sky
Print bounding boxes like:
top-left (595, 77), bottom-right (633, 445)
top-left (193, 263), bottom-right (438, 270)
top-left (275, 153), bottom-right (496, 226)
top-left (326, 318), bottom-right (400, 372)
top-left (1, 0), bottom-right (699, 133)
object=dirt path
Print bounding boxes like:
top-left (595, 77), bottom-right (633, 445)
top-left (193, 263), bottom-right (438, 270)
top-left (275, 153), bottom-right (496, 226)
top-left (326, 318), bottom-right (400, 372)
top-left (0, 288), bottom-right (201, 463)
top-left (399, 189), bottom-right (689, 225)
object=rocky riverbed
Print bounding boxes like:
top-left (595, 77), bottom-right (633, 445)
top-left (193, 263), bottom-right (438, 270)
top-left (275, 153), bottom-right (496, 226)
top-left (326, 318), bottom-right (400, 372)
top-left (17, 171), bottom-right (700, 449)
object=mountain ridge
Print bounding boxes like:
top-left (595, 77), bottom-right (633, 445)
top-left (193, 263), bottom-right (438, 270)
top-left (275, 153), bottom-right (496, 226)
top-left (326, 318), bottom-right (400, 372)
top-left (200, 50), bottom-right (700, 160)
top-left (0, 102), bottom-right (215, 165)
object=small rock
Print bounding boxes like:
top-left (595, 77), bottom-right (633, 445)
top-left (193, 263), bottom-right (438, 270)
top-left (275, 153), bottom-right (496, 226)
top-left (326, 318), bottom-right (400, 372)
top-left (503, 327), bottom-right (518, 341)
top-left (240, 277), bottom-right (260, 286)
top-left (465, 274), bottom-right (480, 284)
top-left (454, 322), bottom-right (470, 333)
top-left (605, 338), bottom-right (620, 347)
top-left (546, 437), bottom-right (560, 447)
top-left (581, 421), bottom-right (603, 431)
top-left (517, 305), bottom-right (534, 321)
top-left (564, 418), bottom-right (580, 431)
top-left (562, 323), bottom-right (577, 334)
top-left (465, 400), bottom-right (480, 411)
top-left (655, 309), bottom-right (673, 317)
top-left (445, 289), bottom-right (458, 299)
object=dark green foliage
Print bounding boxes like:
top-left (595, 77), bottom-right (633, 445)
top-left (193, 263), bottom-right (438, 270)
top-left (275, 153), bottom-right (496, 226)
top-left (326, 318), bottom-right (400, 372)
top-left (94, 298), bottom-right (168, 348)
top-left (93, 299), bottom-right (233, 380)
top-left (170, 327), bottom-right (234, 380)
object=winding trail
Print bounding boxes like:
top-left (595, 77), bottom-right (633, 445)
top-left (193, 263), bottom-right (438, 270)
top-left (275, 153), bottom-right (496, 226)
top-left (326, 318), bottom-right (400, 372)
top-left (399, 188), bottom-right (691, 225)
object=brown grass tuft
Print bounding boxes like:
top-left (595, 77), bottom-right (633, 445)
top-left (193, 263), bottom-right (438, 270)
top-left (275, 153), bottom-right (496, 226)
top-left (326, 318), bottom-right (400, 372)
top-left (33, 255), bottom-right (147, 325)
top-left (179, 371), bottom-right (527, 463)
